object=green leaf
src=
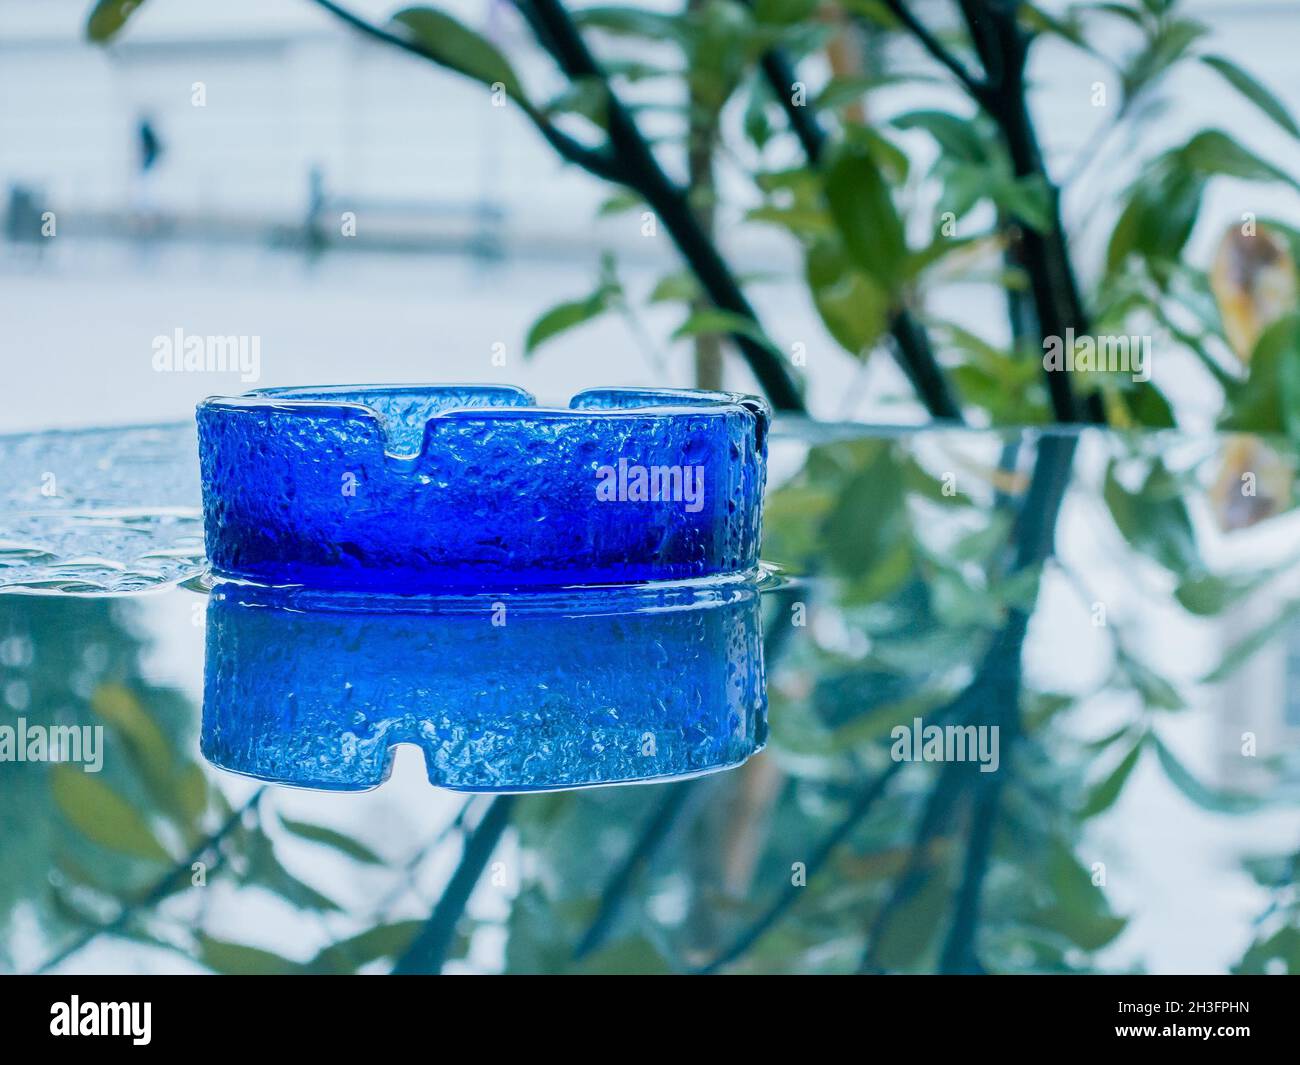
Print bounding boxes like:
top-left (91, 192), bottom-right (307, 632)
top-left (823, 141), bottom-right (907, 293)
top-left (891, 110), bottom-right (987, 164)
top-left (1120, 16), bottom-right (1208, 108)
top-left (1081, 736), bottom-right (1144, 817)
top-left (753, 0), bottom-right (818, 26)
top-left (1105, 160), bottom-right (1204, 276)
top-left (51, 764), bottom-right (171, 862)
top-left (1150, 734), bottom-right (1259, 813)
top-left (743, 75), bottom-right (774, 151)
top-left (198, 933), bottom-right (303, 975)
top-left (1201, 56), bottom-right (1299, 138)
top-left (85, 0), bottom-right (146, 43)
top-left (544, 77), bottom-right (609, 129)
top-left (392, 7), bottom-right (525, 100)
top-left (524, 286), bottom-right (620, 356)
top-left (647, 271), bottom-right (701, 304)
top-left (989, 174), bottom-right (1053, 233)
top-left (746, 203), bottom-right (832, 239)
top-left (805, 240), bottom-right (889, 357)
top-left (573, 6), bottom-right (685, 42)
top-left (671, 309), bottom-right (771, 348)
top-left (596, 190), bottom-right (643, 217)
top-left (279, 816), bottom-right (384, 865)
top-left (1179, 129), bottom-right (1300, 191)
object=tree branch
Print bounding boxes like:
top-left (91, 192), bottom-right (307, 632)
top-left (514, 0), bottom-right (804, 410)
top-left (312, 0), bottom-right (805, 411)
top-left (882, 0), bottom-right (991, 104)
top-left (309, 0), bottom-right (626, 183)
top-left (754, 25), bottom-right (963, 420)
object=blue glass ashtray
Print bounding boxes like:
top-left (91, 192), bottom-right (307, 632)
top-left (196, 385), bottom-right (769, 592)
top-left (200, 580), bottom-right (767, 791)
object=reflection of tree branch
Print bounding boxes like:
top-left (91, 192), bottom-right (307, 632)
top-left (393, 795), bottom-right (516, 975)
top-left (939, 436), bottom-right (1081, 970)
top-left (35, 788), bottom-right (266, 974)
top-left (696, 753), bottom-right (908, 973)
top-left (370, 797), bottom-right (474, 919)
top-left (573, 783), bottom-right (697, 960)
top-left (575, 584), bottom-right (803, 962)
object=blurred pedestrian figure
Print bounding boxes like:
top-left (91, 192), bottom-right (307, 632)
top-left (130, 114), bottom-right (165, 237)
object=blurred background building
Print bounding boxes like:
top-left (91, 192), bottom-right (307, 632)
top-left (3, 0), bottom-right (1298, 431)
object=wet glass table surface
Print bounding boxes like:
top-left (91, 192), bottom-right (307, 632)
top-left (2, 419), bottom-right (1299, 974)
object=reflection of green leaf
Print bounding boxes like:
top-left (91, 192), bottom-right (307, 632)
top-left (1205, 600), bottom-right (1300, 683)
top-left (392, 8), bottom-right (525, 100)
top-left (904, 456), bottom-right (975, 507)
top-left (576, 935), bottom-right (673, 974)
top-left (1235, 926), bottom-right (1300, 974)
top-left (871, 867), bottom-right (948, 969)
top-left (1081, 736), bottom-right (1144, 817)
top-left (198, 933), bottom-right (303, 975)
top-left (51, 764), bottom-right (171, 862)
top-left (246, 832), bottom-right (341, 912)
top-left (1150, 734), bottom-right (1259, 813)
top-left (280, 816), bottom-right (383, 865)
top-left (1028, 837), bottom-right (1126, 950)
top-left (91, 683), bottom-right (174, 795)
top-left (1103, 459), bottom-right (1199, 573)
top-left (310, 921), bottom-right (424, 972)
top-left (1221, 315), bottom-right (1299, 436)
top-left (1116, 649), bottom-right (1183, 711)
top-left (1175, 572), bottom-right (1263, 616)
top-left (822, 442), bottom-right (908, 579)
